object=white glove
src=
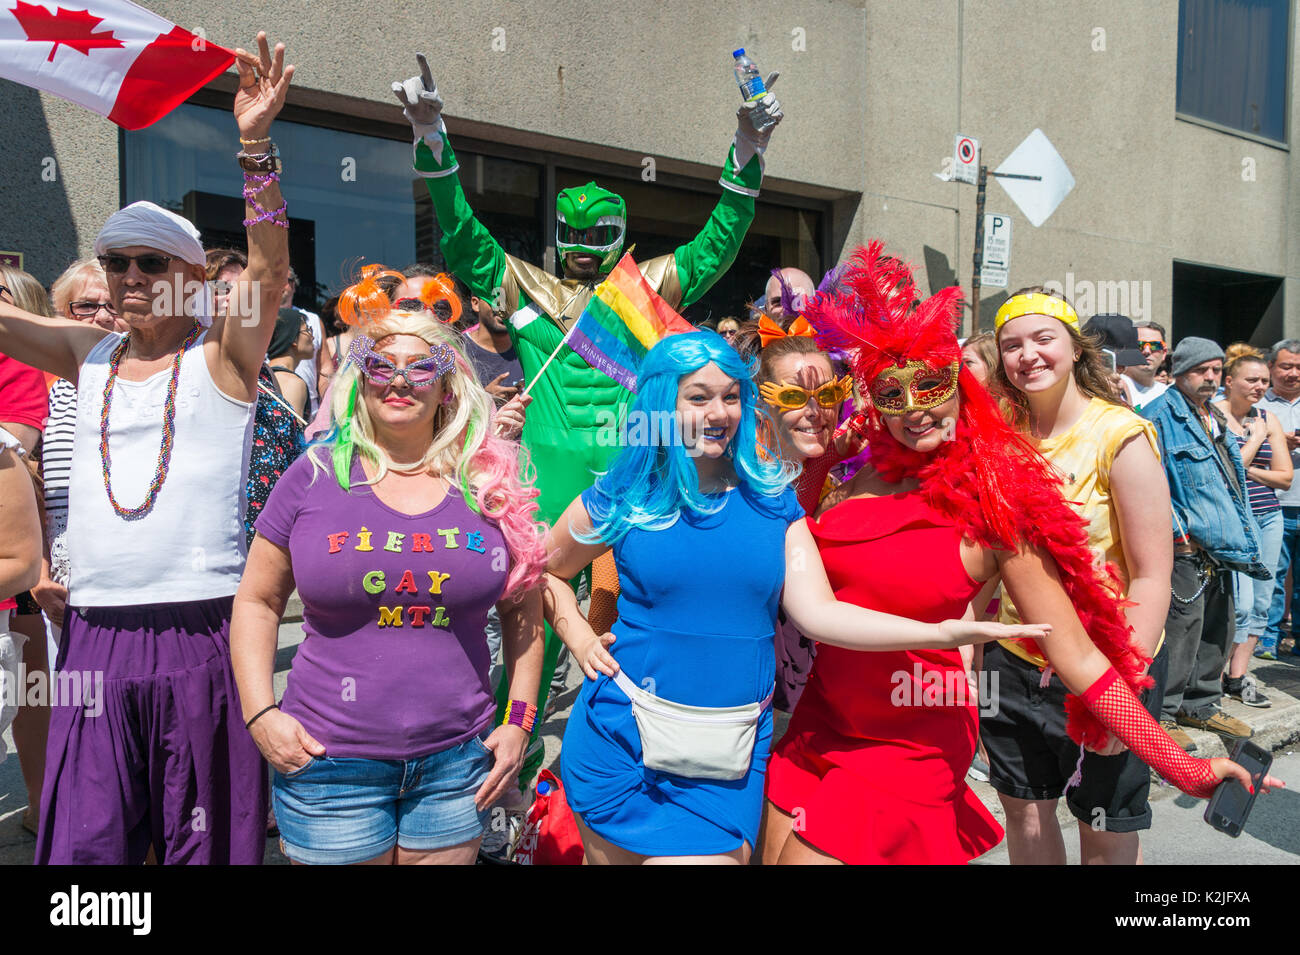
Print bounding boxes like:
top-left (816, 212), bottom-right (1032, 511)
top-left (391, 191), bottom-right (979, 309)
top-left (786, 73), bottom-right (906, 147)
top-left (391, 52), bottom-right (447, 160)
top-left (734, 72), bottom-right (783, 172)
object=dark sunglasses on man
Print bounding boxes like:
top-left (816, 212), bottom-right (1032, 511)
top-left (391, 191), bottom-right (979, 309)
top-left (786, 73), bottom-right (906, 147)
top-left (96, 253), bottom-right (174, 275)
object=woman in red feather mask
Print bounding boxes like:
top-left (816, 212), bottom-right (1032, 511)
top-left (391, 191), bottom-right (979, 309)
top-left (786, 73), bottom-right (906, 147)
top-left (760, 243), bottom-right (1281, 865)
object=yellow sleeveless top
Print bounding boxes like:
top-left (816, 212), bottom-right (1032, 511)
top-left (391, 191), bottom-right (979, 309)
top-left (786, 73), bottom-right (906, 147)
top-left (998, 397), bottom-right (1161, 667)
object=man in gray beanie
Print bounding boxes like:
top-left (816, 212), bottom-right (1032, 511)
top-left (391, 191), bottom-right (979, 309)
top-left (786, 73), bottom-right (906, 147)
top-left (1142, 337), bottom-right (1266, 747)
top-left (1170, 336), bottom-right (1226, 377)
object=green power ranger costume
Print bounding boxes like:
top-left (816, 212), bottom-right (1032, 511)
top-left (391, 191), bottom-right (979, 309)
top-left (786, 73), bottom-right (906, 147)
top-left (394, 54), bottom-right (783, 784)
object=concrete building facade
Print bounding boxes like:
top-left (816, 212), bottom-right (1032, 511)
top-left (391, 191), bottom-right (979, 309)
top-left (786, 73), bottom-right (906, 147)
top-left (1, 0), bottom-right (1295, 344)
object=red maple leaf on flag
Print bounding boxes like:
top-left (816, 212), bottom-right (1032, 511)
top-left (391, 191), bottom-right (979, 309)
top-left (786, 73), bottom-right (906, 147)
top-left (10, 1), bottom-right (125, 62)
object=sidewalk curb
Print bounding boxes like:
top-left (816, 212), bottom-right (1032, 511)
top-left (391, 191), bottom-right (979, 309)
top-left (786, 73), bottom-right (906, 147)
top-left (1178, 655), bottom-right (1300, 758)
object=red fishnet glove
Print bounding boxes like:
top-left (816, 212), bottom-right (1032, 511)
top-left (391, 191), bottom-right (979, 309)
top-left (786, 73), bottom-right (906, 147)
top-left (795, 452), bottom-right (835, 516)
top-left (1080, 668), bottom-right (1220, 798)
top-left (795, 414), bottom-right (867, 516)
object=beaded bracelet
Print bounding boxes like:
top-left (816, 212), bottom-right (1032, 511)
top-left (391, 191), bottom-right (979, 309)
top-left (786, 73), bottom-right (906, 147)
top-left (501, 700), bottom-right (538, 734)
top-left (243, 170), bottom-right (278, 193)
top-left (240, 135), bottom-right (271, 147)
top-left (242, 172), bottom-right (289, 229)
top-left (243, 204), bottom-right (289, 229)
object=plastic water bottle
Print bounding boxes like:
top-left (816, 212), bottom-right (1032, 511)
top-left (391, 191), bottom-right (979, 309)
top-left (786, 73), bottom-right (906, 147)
top-left (733, 48), bottom-right (765, 100)
top-left (733, 48), bottom-right (776, 132)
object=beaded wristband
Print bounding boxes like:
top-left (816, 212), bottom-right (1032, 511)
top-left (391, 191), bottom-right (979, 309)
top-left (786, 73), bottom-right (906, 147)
top-left (242, 172), bottom-right (289, 228)
top-left (243, 170), bottom-right (279, 195)
top-left (501, 700), bottom-right (538, 734)
top-left (243, 204), bottom-right (290, 229)
top-left (240, 135), bottom-right (271, 146)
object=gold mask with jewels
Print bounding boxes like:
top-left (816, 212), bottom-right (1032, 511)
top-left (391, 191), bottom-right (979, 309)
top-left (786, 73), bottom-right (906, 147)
top-left (869, 360), bottom-right (959, 416)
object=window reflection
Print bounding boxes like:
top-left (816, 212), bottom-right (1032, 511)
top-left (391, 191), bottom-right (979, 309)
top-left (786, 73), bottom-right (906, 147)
top-left (1177, 0), bottom-right (1290, 144)
top-left (125, 104), bottom-right (420, 306)
top-left (124, 104), bottom-right (825, 322)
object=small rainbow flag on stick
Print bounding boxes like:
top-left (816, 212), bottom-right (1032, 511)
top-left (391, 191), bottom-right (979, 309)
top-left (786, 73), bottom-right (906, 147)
top-left (564, 253), bottom-right (695, 392)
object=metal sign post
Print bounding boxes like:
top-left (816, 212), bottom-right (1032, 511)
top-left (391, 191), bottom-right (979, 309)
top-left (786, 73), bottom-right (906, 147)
top-left (970, 165), bottom-right (987, 334)
top-left (944, 132), bottom-right (1058, 335)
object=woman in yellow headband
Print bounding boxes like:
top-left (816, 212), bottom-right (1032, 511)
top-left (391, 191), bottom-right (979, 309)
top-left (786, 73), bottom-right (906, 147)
top-left (986, 285), bottom-right (1173, 865)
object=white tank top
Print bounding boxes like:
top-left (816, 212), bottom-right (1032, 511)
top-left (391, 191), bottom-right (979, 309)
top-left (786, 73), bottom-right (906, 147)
top-left (67, 330), bottom-right (254, 606)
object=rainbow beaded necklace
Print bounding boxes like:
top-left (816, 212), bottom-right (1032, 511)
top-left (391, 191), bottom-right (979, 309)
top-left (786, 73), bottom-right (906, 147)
top-left (99, 321), bottom-right (203, 520)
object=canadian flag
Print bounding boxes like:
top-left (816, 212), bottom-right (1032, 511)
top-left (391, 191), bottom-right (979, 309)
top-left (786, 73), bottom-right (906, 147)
top-left (0, 0), bottom-right (234, 129)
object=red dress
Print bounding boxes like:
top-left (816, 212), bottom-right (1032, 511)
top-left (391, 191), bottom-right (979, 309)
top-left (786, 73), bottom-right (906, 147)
top-left (766, 490), bottom-right (1004, 863)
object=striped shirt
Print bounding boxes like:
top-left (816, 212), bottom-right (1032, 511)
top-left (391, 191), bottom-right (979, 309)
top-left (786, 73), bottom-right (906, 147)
top-left (1255, 388), bottom-right (1300, 506)
top-left (42, 378), bottom-right (77, 584)
top-left (1231, 428), bottom-right (1281, 515)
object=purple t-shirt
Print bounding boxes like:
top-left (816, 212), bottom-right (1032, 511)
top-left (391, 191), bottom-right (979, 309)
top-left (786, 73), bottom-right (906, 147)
top-left (255, 449), bottom-right (508, 759)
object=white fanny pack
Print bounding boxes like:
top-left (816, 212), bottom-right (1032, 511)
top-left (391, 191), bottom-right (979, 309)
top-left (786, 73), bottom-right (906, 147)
top-left (612, 668), bottom-right (772, 781)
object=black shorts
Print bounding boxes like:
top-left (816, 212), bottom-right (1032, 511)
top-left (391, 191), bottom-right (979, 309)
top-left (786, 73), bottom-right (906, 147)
top-left (13, 590), bottom-right (40, 617)
top-left (979, 641), bottom-right (1167, 833)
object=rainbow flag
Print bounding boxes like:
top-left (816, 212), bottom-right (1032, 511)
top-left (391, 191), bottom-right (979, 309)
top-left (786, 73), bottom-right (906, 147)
top-left (567, 253), bottom-right (695, 392)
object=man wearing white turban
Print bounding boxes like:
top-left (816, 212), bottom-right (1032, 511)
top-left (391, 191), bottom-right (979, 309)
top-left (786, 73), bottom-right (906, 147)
top-left (0, 33), bottom-right (293, 865)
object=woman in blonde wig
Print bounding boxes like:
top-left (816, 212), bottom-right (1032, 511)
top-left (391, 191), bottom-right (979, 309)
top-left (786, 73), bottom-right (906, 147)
top-left (231, 268), bottom-right (547, 865)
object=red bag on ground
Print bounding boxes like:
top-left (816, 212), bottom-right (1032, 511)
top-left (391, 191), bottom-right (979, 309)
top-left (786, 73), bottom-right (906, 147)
top-left (514, 769), bottom-right (584, 865)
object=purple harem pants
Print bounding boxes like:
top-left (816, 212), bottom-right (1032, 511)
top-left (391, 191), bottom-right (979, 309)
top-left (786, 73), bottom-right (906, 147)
top-left (35, 596), bottom-right (267, 864)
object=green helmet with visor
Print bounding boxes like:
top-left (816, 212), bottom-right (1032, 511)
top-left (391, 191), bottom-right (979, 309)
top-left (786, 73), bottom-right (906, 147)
top-left (555, 181), bottom-right (626, 273)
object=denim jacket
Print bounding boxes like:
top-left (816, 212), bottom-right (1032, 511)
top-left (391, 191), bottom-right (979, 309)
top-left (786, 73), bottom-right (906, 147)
top-left (1142, 387), bottom-right (1269, 579)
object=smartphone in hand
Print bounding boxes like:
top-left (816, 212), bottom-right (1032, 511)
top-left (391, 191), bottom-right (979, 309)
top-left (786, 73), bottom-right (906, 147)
top-left (1204, 739), bottom-right (1272, 837)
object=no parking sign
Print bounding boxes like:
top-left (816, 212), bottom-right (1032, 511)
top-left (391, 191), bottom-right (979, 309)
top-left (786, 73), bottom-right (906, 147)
top-left (953, 135), bottom-right (979, 184)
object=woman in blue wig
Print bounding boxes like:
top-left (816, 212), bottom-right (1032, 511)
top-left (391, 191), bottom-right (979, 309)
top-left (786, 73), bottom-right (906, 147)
top-left (542, 331), bottom-right (1051, 864)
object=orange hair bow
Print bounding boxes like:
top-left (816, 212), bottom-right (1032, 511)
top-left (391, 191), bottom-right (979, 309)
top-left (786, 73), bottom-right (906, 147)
top-left (757, 315), bottom-right (816, 348)
top-left (415, 272), bottom-right (463, 324)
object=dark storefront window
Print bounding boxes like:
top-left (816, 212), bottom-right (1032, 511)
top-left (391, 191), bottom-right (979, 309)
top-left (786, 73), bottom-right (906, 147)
top-left (125, 104), bottom-right (427, 307)
top-left (1172, 260), bottom-right (1284, 346)
top-left (1177, 0), bottom-right (1291, 145)
top-left (124, 103), bottom-right (825, 319)
top-left (416, 151), bottom-right (543, 274)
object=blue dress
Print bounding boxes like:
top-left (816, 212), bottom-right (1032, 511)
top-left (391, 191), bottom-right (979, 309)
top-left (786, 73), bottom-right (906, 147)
top-left (559, 483), bottom-right (803, 855)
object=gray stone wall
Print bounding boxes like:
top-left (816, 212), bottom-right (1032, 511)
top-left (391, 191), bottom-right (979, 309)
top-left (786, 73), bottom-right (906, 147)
top-left (2, 0), bottom-right (1296, 337)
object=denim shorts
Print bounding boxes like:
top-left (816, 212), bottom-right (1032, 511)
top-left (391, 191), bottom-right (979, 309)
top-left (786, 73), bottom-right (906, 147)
top-left (272, 731), bottom-right (493, 864)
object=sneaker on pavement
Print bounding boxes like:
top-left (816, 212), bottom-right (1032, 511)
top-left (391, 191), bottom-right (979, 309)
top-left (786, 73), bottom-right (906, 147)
top-left (1223, 674), bottom-right (1272, 708)
top-left (967, 756), bottom-right (989, 783)
top-left (1160, 719), bottom-right (1196, 752)
top-left (478, 810), bottom-right (524, 865)
top-left (1177, 710), bottom-right (1252, 739)
top-left (1254, 644), bottom-right (1278, 661)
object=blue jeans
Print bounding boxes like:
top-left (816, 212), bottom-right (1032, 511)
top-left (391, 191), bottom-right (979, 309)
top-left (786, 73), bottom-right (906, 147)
top-left (272, 732), bottom-right (493, 864)
top-left (1235, 508), bottom-right (1283, 640)
top-left (1263, 506), bottom-right (1300, 646)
